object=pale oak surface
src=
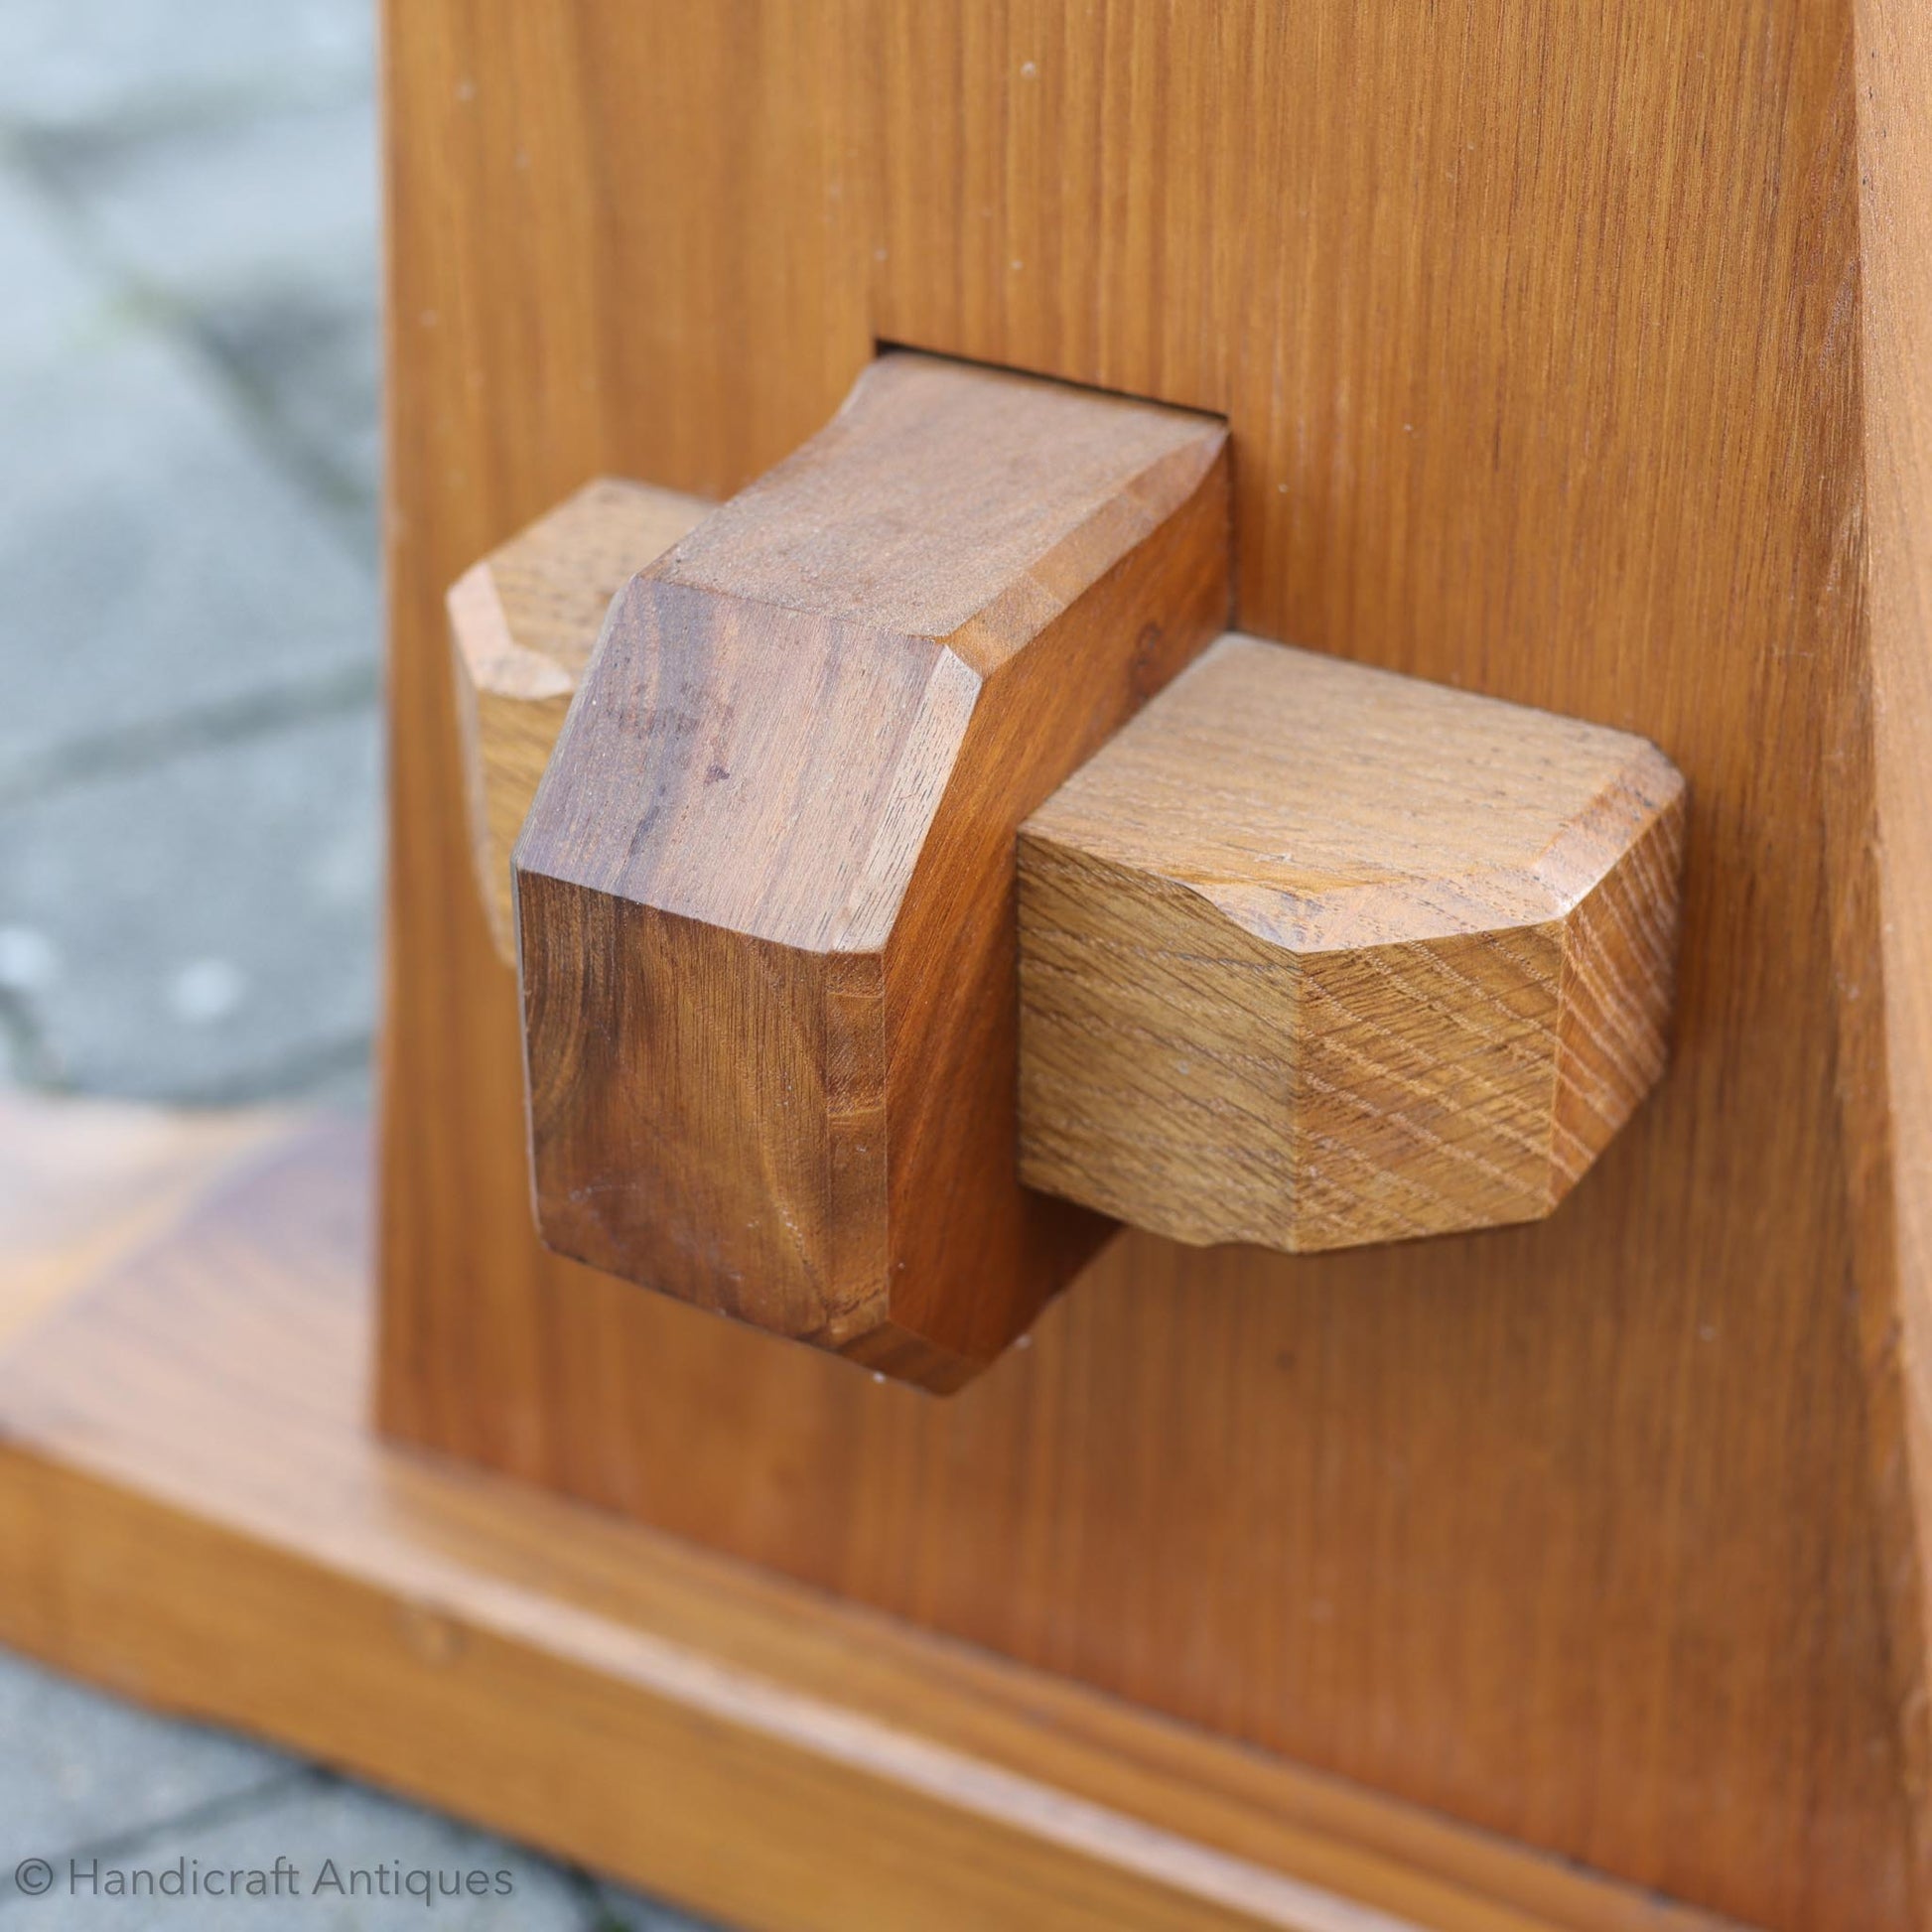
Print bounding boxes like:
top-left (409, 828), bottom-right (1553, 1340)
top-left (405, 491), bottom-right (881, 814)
top-left (1018, 635), bottom-right (1685, 1251)
top-left (448, 477), bottom-right (710, 958)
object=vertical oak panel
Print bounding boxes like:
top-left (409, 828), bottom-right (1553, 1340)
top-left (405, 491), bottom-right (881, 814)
top-left (378, 4), bottom-right (1930, 1925)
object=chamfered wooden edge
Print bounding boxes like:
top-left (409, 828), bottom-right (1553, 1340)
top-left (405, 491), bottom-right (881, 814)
top-left (512, 350), bottom-right (1231, 1391)
top-left (0, 1107), bottom-right (1756, 1932)
top-left (1017, 635), bottom-right (1687, 1254)
top-left (0, 1088), bottom-right (288, 1347)
top-left (1849, 0), bottom-right (1932, 1886)
top-left (448, 478), bottom-right (713, 958)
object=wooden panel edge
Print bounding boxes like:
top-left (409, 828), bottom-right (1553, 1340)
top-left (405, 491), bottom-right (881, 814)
top-left (0, 1114), bottom-right (1758, 1932)
top-left (1847, 0), bottom-right (1932, 1902)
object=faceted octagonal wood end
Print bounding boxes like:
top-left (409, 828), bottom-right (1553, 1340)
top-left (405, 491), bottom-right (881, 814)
top-left (1018, 635), bottom-right (1688, 1253)
top-left (514, 353), bottom-right (1231, 1390)
top-left (448, 478), bottom-right (711, 958)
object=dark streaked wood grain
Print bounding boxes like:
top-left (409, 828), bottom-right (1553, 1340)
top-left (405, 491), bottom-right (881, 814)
top-left (514, 351), bottom-right (1228, 1389)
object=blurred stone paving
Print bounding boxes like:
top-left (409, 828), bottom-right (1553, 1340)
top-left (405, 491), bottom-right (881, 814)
top-left (0, 4), bottom-right (707, 1925)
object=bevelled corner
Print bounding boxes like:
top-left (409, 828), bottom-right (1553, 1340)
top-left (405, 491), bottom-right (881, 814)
top-left (447, 479), bottom-right (712, 958)
top-left (513, 352), bottom-right (1231, 1389)
top-left (1018, 635), bottom-right (1686, 1253)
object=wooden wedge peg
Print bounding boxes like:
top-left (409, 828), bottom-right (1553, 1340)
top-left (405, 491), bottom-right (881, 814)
top-left (489, 374), bottom-right (1682, 1383)
top-left (514, 352), bottom-right (1231, 1390)
top-left (1018, 635), bottom-right (1687, 1251)
top-left (449, 479), bottom-right (711, 956)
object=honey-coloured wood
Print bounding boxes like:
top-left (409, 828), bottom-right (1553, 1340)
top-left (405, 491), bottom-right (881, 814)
top-left (514, 350), bottom-right (1229, 1390)
top-left (0, 1109), bottom-right (1767, 1932)
top-left (1019, 636), bottom-right (1686, 1252)
top-left (457, 508), bottom-right (1683, 1265)
top-left (1854, 0), bottom-right (1932, 1861)
top-left (448, 478), bottom-right (710, 956)
top-left (374, 3), bottom-right (1932, 1926)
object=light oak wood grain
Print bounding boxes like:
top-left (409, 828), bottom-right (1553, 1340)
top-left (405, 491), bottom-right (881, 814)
top-left (465, 526), bottom-right (1682, 1260)
top-left (1019, 636), bottom-right (1685, 1252)
top-left (0, 1114), bottom-right (1758, 1932)
top-left (373, 3), bottom-right (1932, 1925)
top-left (1848, 0), bottom-right (1932, 1856)
top-left (514, 350), bottom-right (1228, 1389)
top-left (448, 478), bottom-right (710, 956)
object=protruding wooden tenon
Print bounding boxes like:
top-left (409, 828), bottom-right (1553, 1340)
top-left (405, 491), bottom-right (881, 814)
top-left (1019, 636), bottom-right (1686, 1252)
top-left (513, 352), bottom-right (1232, 1391)
top-left (478, 360), bottom-right (1684, 1390)
top-left (449, 479), bottom-right (711, 956)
